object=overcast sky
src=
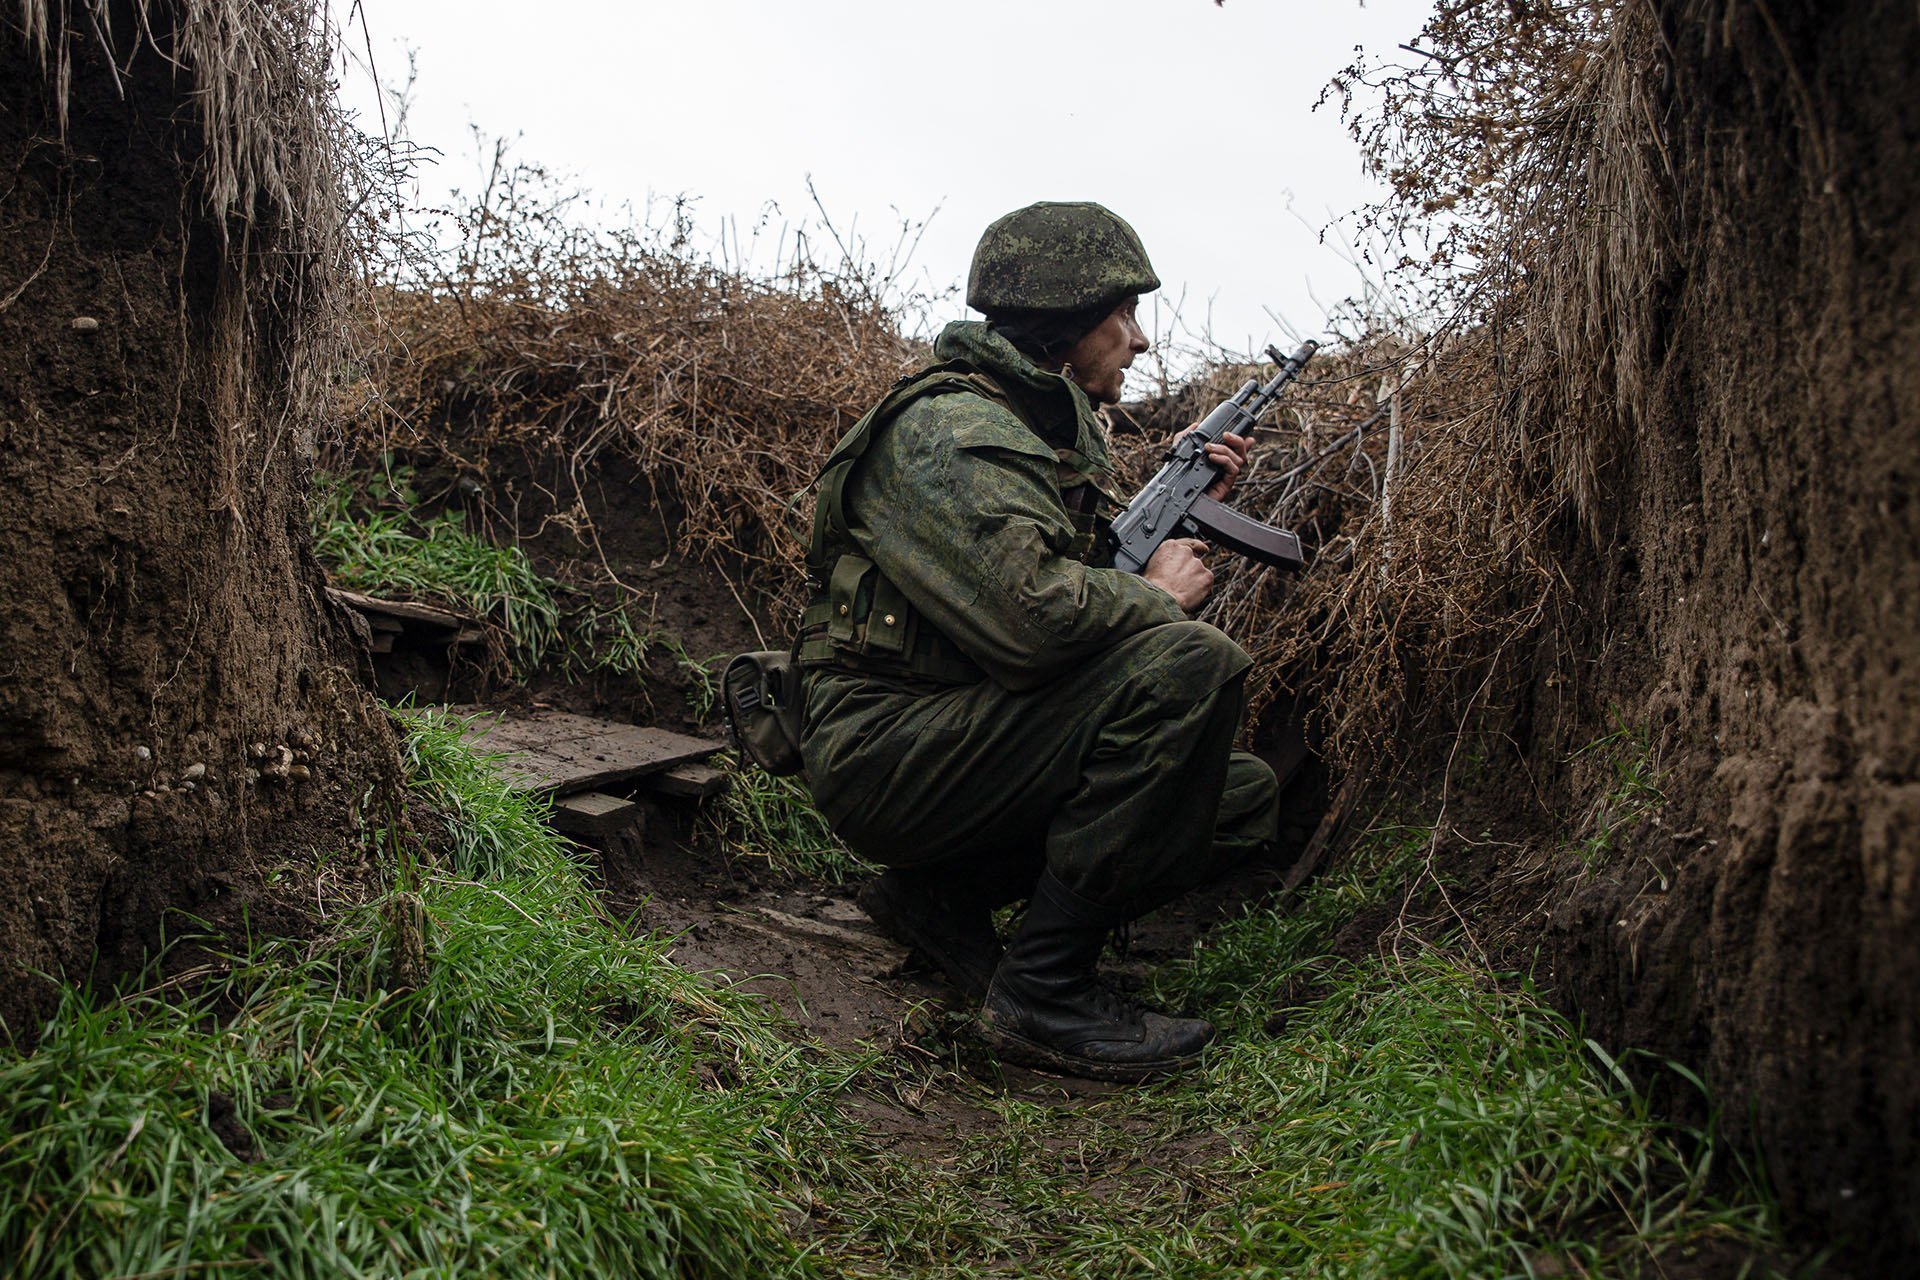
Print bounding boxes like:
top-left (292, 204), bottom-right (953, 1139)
top-left (336, 0), bottom-right (1434, 364)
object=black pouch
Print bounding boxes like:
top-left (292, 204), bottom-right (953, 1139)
top-left (722, 648), bottom-right (806, 777)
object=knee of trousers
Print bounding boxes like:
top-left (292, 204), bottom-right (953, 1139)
top-left (1109, 620), bottom-right (1253, 709)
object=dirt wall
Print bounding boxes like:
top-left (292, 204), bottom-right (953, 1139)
top-left (1517, 0), bottom-right (1919, 1262)
top-left (0, 4), bottom-right (396, 1037)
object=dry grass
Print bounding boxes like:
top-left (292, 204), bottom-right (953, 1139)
top-left (1116, 326), bottom-right (1556, 770)
top-left (328, 2), bottom-right (1710, 775)
top-left (336, 155), bottom-right (1566, 771)
top-left (1172, 0), bottom-right (1688, 766)
top-left (339, 160), bottom-right (923, 623)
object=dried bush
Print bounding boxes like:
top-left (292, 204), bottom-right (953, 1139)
top-left (1115, 320), bottom-right (1550, 770)
top-left (338, 158), bottom-right (929, 623)
top-left (1128, 1), bottom-right (1639, 769)
top-left (337, 0), bottom-right (1624, 773)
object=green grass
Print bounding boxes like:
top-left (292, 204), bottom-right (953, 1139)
top-left (0, 710), bottom-right (820, 1279)
top-left (701, 752), bottom-right (875, 884)
top-left (0, 732), bottom-right (1793, 1279)
top-left (583, 611), bottom-right (725, 720)
top-left (812, 827), bottom-right (1792, 1279)
top-left (315, 474), bottom-right (562, 669)
top-left (314, 473), bottom-right (725, 710)
top-left (1568, 714), bottom-right (1668, 874)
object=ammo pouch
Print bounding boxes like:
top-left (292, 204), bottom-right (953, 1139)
top-left (722, 646), bottom-right (806, 777)
top-left (799, 554), bottom-right (983, 685)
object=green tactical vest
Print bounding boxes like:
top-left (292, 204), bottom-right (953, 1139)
top-left (800, 361), bottom-right (1125, 685)
top-left (800, 362), bottom-right (997, 684)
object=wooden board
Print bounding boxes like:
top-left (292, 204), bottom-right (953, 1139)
top-left (327, 586), bottom-right (482, 637)
top-left (647, 761), bottom-right (728, 800)
top-left (552, 790), bottom-right (644, 837)
top-left (453, 707), bottom-right (721, 796)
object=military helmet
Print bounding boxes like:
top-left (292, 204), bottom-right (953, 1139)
top-left (966, 201), bottom-right (1160, 316)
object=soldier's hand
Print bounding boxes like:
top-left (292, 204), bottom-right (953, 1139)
top-left (1176, 424), bottom-right (1250, 500)
top-left (1143, 537), bottom-right (1214, 612)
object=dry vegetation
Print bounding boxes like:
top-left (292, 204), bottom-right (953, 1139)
top-left (339, 160), bottom-right (929, 623)
top-left (22, 0), bottom-right (387, 478)
top-left (1177, 0), bottom-right (1687, 769)
top-left (330, 5), bottom-right (1634, 779)
top-left (11, 0), bottom-right (1897, 1269)
top-left (338, 174), bottom-right (1562, 775)
top-left (1132, 327), bottom-right (1554, 770)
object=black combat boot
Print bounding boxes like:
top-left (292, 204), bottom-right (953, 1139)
top-left (857, 865), bottom-right (1005, 1000)
top-left (980, 871), bottom-right (1214, 1082)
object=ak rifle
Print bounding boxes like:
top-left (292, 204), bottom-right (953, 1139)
top-left (1109, 340), bottom-right (1318, 574)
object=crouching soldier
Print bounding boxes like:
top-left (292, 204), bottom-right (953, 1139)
top-left (798, 201), bottom-right (1279, 1081)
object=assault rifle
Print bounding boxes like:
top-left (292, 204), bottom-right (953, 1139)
top-left (1108, 340), bottom-right (1318, 574)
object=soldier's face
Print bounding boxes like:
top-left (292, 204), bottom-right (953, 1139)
top-left (1061, 298), bottom-right (1149, 405)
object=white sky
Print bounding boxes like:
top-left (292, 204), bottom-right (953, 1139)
top-left (336, 0), bottom-right (1434, 364)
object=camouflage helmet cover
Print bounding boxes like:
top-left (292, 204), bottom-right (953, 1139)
top-left (966, 201), bottom-right (1161, 316)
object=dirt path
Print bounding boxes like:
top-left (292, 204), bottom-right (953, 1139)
top-left (597, 812), bottom-right (1311, 1172)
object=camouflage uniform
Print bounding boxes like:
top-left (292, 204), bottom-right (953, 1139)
top-left (800, 319), bottom-right (1277, 912)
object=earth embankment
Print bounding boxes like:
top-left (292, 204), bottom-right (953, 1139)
top-left (1508, 1), bottom-right (1919, 1260)
top-left (0, 2), bottom-right (396, 1037)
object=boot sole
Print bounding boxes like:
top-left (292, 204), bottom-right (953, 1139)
top-left (982, 1023), bottom-right (1206, 1084)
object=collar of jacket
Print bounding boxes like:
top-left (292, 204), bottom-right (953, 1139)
top-left (931, 320), bottom-right (1112, 473)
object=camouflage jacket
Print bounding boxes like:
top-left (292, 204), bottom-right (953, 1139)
top-left (810, 320), bottom-right (1185, 694)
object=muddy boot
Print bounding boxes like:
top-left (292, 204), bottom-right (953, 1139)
top-left (857, 866), bottom-right (1004, 1000)
top-left (980, 871), bottom-right (1213, 1083)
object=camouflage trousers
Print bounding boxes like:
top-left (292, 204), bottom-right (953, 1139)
top-left (802, 620), bottom-right (1278, 913)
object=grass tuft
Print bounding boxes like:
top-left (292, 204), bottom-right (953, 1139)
top-left (0, 747), bottom-right (1792, 1279)
top-left (701, 752), bottom-right (874, 885)
top-left (0, 709), bottom-right (815, 1279)
top-left (1567, 713), bottom-right (1667, 874)
top-left (817, 826), bottom-right (1791, 1279)
top-left (315, 474), bottom-right (562, 669)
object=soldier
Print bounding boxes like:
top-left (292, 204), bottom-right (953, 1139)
top-left (798, 202), bottom-right (1279, 1081)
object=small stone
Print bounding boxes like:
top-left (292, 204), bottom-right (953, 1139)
top-left (181, 762), bottom-right (207, 782)
top-left (70, 316), bottom-right (100, 332)
top-left (288, 764), bottom-right (312, 783)
top-left (134, 745), bottom-right (152, 762)
top-left (249, 742), bottom-right (267, 759)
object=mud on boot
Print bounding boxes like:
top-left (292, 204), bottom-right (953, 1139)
top-left (857, 865), bottom-right (1004, 1000)
top-left (980, 871), bottom-right (1213, 1083)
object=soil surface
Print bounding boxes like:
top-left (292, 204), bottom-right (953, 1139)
top-left (0, 14), bottom-right (396, 1040)
top-left (594, 800), bottom-right (1330, 1148)
top-left (1502, 3), bottom-right (1920, 1265)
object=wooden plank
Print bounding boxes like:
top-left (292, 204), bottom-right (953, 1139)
top-left (327, 586), bottom-right (478, 633)
top-left (551, 791), bottom-right (643, 837)
top-left (647, 761), bottom-right (728, 799)
top-left (453, 708), bottom-right (722, 795)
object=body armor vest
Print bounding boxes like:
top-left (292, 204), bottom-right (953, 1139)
top-left (801, 362), bottom-right (1118, 685)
